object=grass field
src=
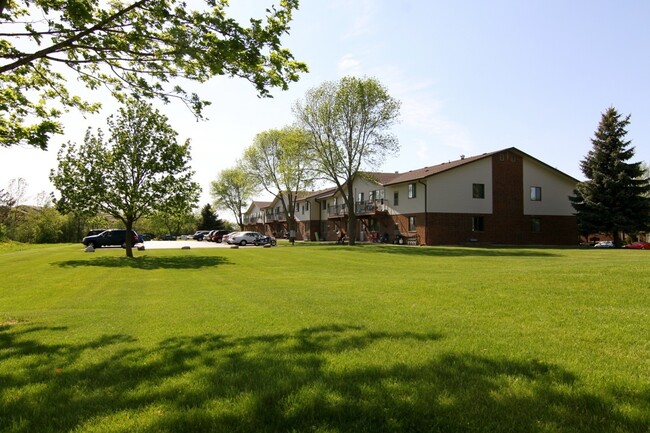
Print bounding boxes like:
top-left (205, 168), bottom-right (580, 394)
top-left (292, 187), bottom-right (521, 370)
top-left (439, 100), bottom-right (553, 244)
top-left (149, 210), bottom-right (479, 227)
top-left (1, 242), bottom-right (649, 432)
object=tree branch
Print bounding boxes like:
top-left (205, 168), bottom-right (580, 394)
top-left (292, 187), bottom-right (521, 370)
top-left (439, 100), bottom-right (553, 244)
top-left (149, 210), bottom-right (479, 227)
top-left (0, 0), bottom-right (150, 74)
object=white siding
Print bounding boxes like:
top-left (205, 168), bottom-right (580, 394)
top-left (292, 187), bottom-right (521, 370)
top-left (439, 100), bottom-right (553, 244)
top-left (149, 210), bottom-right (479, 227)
top-left (428, 158), bottom-right (493, 213)
top-left (523, 159), bottom-right (576, 215)
top-left (388, 158), bottom-right (494, 214)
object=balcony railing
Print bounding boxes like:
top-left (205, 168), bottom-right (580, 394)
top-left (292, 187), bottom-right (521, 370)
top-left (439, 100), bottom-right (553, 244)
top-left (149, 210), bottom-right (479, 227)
top-left (328, 204), bottom-right (348, 217)
top-left (263, 212), bottom-right (287, 222)
top-left (355, 199), bottom-right (389, 215)
top-left (328, 200), bottom-right (390, 218)
top-left (244, 216), bottom-right (264, 224)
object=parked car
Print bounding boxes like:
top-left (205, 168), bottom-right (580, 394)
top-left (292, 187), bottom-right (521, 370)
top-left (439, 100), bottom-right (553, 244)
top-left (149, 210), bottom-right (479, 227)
top-left (82, 229), bottom-right (140, 248)
top-left (160, 234), bottom-right (176, 241)
top-left (222, 232), bottom-right (238, 243)
top-left (623, 241), bottom-right (650, 249)
top-left (210, 230), bottom-right (231, 243)
top-left (594, 241), bottom-right (614, 248)
top-left (192, 230), bottom-right (211, 241)
top-left (226, 231), bottom-right (267, 246)
top-left (205, 230), bottom-right (217, 242)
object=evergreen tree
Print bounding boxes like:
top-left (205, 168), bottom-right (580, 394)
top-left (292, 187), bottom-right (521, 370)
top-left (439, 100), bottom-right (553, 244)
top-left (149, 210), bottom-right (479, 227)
top-left (570, 107), bottom-right (650, 247)
top-left (198, 204), bottom-right (224, 230)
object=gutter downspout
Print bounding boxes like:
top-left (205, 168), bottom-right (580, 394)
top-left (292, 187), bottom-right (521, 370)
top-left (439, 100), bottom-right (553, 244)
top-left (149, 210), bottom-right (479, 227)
top-left (418, 179), bottom-right (428, 245)
top-left (315, 198), bottom-right (323, 241)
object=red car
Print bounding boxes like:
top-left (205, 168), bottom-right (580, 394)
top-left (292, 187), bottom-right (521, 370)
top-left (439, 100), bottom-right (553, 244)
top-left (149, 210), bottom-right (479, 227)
top-left (623, 241), bottom-right (650, 249)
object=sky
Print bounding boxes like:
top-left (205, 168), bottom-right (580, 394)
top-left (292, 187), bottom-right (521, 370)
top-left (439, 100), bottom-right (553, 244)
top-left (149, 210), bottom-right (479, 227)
top-left (2, 0), bottom-right (649, 218)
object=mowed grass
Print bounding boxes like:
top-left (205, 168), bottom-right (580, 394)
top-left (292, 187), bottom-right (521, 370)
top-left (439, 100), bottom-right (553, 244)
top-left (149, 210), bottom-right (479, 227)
top-left (0, 242), bottom-right (649, 433)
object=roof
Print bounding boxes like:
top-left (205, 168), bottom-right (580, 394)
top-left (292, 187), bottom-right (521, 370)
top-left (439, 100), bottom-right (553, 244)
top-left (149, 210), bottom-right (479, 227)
top-left (384, 151), bottom-right (500, 185)
top-left (303, 186), bottom-right (338, 200)
top-left (361, 171), bottom-right (403, 185)
top-left (251, 200), bottom-right (272, 209)
top-left (384, 147), bottom-right (579, 185)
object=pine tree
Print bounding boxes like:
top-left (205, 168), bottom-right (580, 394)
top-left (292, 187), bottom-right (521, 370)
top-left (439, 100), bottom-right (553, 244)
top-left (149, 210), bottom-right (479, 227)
top-left (198, 204), bottom-right (224, 230)
top-left (570, 107), bottom-right (650, 246)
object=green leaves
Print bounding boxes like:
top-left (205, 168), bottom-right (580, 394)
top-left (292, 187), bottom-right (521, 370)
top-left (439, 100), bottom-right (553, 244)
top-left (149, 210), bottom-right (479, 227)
top-left (51, 99), bottom-right (200, 255)
top-left (210, 166), bottom-right (257, 228)
top-left (1, 0), bottom-right (307, 149)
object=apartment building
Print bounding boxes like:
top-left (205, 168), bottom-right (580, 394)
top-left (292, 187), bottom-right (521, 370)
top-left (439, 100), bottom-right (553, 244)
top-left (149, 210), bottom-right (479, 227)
top-left (243, 148), bottom-right (579, 246)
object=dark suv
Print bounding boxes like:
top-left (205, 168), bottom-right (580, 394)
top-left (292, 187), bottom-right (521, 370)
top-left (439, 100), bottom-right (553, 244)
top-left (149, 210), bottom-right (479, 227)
top-left (82, 229), bottom-right (140, 248)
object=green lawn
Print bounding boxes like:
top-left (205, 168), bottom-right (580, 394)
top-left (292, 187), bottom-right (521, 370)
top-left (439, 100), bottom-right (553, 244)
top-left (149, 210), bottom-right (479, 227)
top-left (1, 242), bottom-right (649, 433)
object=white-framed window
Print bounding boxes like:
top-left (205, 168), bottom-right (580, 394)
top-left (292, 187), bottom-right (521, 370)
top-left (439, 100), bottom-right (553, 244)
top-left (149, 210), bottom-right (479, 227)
top-left (530, 186), bottom-right (542, 201)
top-left (394, 191), bottom-right (399, 206)
top-left (472, 216), bottom-right (484, 232)
top-left (408, 183), bottom-right (416, 199)
top-left (408, 216), bottom-right (416, 231)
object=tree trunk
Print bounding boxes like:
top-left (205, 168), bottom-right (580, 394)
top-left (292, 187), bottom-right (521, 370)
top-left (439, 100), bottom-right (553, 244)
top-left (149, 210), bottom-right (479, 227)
top-left (125, 219), bottom-right (134, 258)
top-left (612, 229), bottom-right (621, 248)
top-left (346, 182), bottom-right (356, 246)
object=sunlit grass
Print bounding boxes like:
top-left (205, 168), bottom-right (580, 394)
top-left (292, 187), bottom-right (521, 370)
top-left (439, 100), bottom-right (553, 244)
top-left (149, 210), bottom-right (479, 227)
top-left (1, 242), bottom-right (649, 432)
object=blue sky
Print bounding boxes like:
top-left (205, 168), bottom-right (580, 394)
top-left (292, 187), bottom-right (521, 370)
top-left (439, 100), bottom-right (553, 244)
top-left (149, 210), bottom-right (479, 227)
top-left (2, 0), bottom-right (649, 212)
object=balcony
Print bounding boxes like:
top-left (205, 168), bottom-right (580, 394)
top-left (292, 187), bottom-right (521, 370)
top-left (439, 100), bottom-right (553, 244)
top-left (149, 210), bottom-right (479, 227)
top-left (355, 199), bottom-right (389, 215)
top-left (328, 204), bottom-right (347, 218)
top-left (244, 215), bottom-right (264, 224)
top-left (264, 212), bottom-right (287, 222)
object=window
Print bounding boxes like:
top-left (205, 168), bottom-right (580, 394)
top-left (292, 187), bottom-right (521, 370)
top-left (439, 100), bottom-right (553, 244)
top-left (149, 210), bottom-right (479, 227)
top-left (408, 183), bottom-right (416, 199)
top-left (472, 216), bottom-right (484, 232)
top-left (530, 186), bottom-right (542, 201)
top-left (408, 216), bottom-right (416, 231)
top-left (322, 200), bottom-right (327, 210)
top-left (531, 217), bottom-right (541, 233)
top-left (394, 191), bottom-right (399, 206)
top-left (472, 183), bottom-right (485, 199)
top-left (358, 192), bottom-right (364, 202)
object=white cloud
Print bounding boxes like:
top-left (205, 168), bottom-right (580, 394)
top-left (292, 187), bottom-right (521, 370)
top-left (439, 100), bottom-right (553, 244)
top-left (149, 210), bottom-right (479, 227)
top-left (337, 53), bottom-right (363, 77)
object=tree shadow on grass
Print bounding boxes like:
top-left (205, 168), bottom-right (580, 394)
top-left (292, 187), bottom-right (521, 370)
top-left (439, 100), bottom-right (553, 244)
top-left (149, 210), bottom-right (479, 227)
top-left (313, 243), bottom-right (563, 257)
top-left (53, 255), bottom-right (232, 270)
top-left (0, 323), bottom-right (647, 433)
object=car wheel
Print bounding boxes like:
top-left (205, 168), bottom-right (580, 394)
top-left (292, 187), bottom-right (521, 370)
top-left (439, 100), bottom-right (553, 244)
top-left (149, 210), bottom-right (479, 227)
top-left (271, 239), bottom-right (277, 246)
top-left (240, 240), bottom-right (247, 246)
top-left (88, 242), bottom-right (96, 249)
top-left (217, 238), bottom-right (222, 243)
top-left (122, 242), bottom-right (127, 248)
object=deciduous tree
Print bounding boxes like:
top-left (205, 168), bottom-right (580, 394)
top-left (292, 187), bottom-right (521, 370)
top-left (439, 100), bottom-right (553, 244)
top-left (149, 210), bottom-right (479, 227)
top-left (210, 165), bottom-right (257, 230)
top-left (1, 0), bottom-right (307, 149)
top-left (242, 127), bottom-right (313, 236)
top-left (293, 76), bottom-right (400, 245)
top-left (570, 107), bottom-right (650, 247)
top-left (51, 99), bottom-right (200, 257)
